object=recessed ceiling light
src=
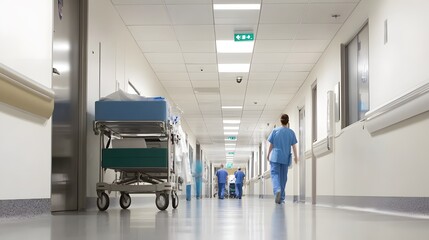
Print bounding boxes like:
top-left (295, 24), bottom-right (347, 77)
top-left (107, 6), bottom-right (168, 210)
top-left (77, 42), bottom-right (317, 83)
top-left (225, 148), bottom-right (235, 151)
top-left (218, 64), bottom-right (250, 73)
top-left (222, 106), bottom-right (243, 109)
top-left (224, 126), bottom-right (239, 130)
top-left (223, 120), bottom-right (240, 124)
top-left (224, 132), bottom-right (238, 135)
top-left (225, 143), bottom-right (236, 146)
top-left (216, 40), bottom-right (254, 53)
top-left (213, 4), bottom-right (260, 10)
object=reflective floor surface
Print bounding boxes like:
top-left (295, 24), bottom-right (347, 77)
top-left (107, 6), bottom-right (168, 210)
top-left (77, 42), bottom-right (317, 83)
top-left (1, 197), bottom-right (429, 240)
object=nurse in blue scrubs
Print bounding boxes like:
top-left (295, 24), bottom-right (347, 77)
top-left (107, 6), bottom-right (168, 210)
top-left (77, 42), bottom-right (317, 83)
top-left (267, 114), bottom-right (298, 204)
top-left (216, 164), bottom-right (228, 199)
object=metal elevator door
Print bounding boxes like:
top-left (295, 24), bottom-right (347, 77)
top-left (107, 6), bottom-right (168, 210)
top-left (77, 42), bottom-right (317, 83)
top-left (51, 0), bottom-right (81, 211)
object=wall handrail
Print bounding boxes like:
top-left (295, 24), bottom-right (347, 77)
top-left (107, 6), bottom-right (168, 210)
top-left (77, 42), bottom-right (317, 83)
top-left (0, 63), bottom-right (55, 119)
top-left (365, 81), bottom-right (429, 133)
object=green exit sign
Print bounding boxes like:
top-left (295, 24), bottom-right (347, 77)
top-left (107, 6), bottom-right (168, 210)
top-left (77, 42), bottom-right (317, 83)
top-left (234, 33), bottom-right (254, 42)
top-left (228, 152), bottom-right (235, 155)
top-left (226, 162), bottom-right (233, 169)
top-left (227, 136), bottom-right (237, 140)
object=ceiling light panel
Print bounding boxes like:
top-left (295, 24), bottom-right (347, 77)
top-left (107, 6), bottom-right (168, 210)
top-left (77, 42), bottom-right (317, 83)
top-left (223, 120), bottom-right (240, 124)
top-left (224, 126), bottom-right (239, 130)
top-left (213, 4), bottom-right (260, 10)
top-left (167, 5), bottom-right (214, 25)
top-left (218, 64), bottom-right (250, 73)
top-left (217, 53), bottom-right (252, 64)
top-left (222, 106), bottom-right (243, 109)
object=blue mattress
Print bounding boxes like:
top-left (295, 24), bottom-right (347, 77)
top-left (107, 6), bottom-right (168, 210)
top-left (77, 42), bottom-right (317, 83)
top-left (95, 99), bottom-right (168, 121)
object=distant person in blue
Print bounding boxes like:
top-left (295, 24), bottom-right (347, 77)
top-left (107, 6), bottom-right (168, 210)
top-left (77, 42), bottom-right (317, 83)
top-left (267, 114), bottom-right (298, 204)
top-left (216, 164), bottom-right (228, 199)
top-left (234, 168), bottom-right (245, 199)
top-left (193, 160), bottom-right (203, 199)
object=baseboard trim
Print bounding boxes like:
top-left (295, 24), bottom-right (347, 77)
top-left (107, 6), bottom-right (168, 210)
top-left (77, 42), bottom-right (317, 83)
top-left (317, 196), bottom-right (429, 216)
top-left (0, 199), bottom-right (50, 218)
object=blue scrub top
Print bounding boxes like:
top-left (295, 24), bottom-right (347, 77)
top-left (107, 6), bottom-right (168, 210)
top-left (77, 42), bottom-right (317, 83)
top-left (267, 126), bottom-right (297, 165)
top-left (216, 168), bottom-right (228, 184)
top-left (234, 171), bottom-right (245, 184)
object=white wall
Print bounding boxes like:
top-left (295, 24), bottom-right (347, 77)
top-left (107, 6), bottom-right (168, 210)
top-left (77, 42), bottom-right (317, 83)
top-left (86, 0), bottom-right (196, 197)
top-left (0, 0), bottom-right (52, 199)
top-left (284, 0), bottom-right (429, 199)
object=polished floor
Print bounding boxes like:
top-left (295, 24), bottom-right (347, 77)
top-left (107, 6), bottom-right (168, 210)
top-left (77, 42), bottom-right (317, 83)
top-left (1, 197), bottom-right (429, 240)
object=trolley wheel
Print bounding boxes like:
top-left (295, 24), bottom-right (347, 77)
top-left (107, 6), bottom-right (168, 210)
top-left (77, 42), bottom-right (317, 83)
top-left (97, 192), bottom-right (109, 211)
top-left (155, 192), bottom-right (169, 211)
top-left (171, 191), bottom-right (179, 209)
top-left (119, 193), bottom-right (131, 209)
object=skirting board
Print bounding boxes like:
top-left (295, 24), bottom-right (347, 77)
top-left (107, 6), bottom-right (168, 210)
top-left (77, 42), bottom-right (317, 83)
top-left (0, 199), bottom-right (50, 218)
top-left (317, 196), bottom-right (429, 216)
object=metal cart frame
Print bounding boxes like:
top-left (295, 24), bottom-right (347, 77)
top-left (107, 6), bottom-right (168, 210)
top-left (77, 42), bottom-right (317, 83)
top-left (93, 120), bottom-right (179, 211)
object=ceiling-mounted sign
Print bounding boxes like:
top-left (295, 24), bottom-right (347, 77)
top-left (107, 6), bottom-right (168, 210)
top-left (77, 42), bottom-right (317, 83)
top-left (226, 162), bottom-right (233, 169)
top-left (234, 33), bottom-right (254, 42)
top-left (228, 152), bottom-right (235, 155)
top-left (227, 136), bottom-right (237, 141)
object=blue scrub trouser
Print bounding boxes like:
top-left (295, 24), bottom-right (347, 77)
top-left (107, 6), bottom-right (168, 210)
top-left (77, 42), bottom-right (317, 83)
top-left (195, 177), bottom-right (202, 199)
top-left (235, 183), bottom-right (243, 198)
top-left (270, 162), bottom-right (289, 201)
top-left (218, 183), bottom-right (226, 199)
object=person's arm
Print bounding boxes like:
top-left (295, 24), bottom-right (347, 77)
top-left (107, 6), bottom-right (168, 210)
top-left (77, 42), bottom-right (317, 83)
top-left (267, 143), bottom-right (273, 161)
top-left (292, 144), bottom-right (298, 164)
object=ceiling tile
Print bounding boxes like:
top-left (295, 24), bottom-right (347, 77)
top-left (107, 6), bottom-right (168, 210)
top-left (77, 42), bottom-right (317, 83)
top-left (174, 25), bottom-right (215, 41)
top-left (186, 64), bottom-right (218, 72)
top-left (189, 73), bottom-right (219, 81)
top-left (303, 3), bottom-right (357, 24)
top-left (282, 63), bottom-right (314, 72)
top-left (167, 5), bottom-right (214, 25)
top-left (285, 52), bottom-right (322, 64)
top-left (115, 5), bottom-right (170, 25)
top-left (150, 63), bottom-right (187, 72)
top-left (250, 63), bottom-right (283, 72)
top-left (138, 41), bottom-right (181, 52)
top-left (145, 53), bottom-right (184, 63)
top-left (290, 40), bottom-right (330, 52)
top-left (128, 26), bottom-right (176, 41)
top-left (179, 41), bottom-right (216, 53)
top-left (161, 80), bottom-right (192, 88)
top-left (260, 4), bottom-right (307, 24)
top-left (296, 24), bottom-right (342, 39)
top-left (183, 53), bottom-right (217, 63)
top-left (249, 72), bottom-right (279, 81)
top-left (191, 80), bottom-right (219, 88)
top-left (156, 72), bottom-right (189, 80)
top-left (277, 71), bottom-right (309, 81)
top-left (252, 53), bottom-right (288, 64)
top-left (257, 24), bottom-right (299, 40)
top-left (254, 40), bottom-right (294, 52)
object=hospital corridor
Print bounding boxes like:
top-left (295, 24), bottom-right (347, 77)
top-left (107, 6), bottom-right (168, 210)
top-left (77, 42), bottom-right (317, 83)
top-left (1, 0), bottom-right (429, 239)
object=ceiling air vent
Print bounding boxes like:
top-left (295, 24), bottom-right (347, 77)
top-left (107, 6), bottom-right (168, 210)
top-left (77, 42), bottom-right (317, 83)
top-left (193, 87), bottom-right (220, 94)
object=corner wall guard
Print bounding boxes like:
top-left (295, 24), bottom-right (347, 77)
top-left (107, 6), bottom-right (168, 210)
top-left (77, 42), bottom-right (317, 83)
top-left (312, 136), bottom-right (333, 158)
top-left (365, 81), bottom-right (429, 134)
top-left (0, 63), bottom-right (54, 119)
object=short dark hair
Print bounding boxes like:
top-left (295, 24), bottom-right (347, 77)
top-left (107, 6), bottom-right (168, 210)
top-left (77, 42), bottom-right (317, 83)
top-left (280, 114), bottom-right (289, 125)
top-left (238, 168), bottom-right (241, 171)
